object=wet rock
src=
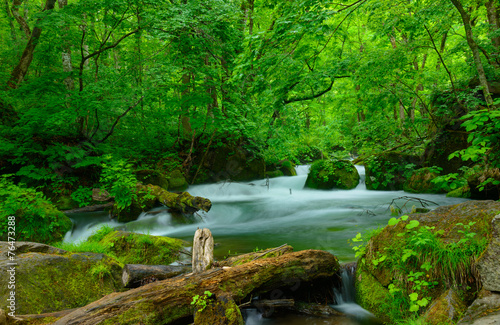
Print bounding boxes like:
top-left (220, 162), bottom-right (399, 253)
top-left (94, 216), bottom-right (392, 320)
top-left (305, 159), bottom-right (359, 190)
top-left (424, 289), bottom-right (466, 325)
top-left (457, 290), bottom-right (500, 325)
top-left (477, 214), bottom-right (500, 291)
top-left (0, 242), bottom-right (122, 315)
top-left (467, 167), bottom-right (500, 200)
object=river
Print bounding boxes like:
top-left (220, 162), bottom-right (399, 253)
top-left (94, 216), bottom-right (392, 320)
top-left (64, 165), bottom-right (468, 324)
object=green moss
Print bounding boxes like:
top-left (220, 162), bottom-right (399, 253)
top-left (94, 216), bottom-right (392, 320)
top-left (101, 301), bottom-right (160, 325)
top-left (355, 267), bottom-right (392, 322)
top-left (95, 230), bottom-right (184, 265)
top-left (279, 159), bottom-right (297, 176)
top-left (265, 170), bottom-right (284, 178)
top-left (446, 186), bottom-right (471, 198)
top-left (194, 298), bottom-right (244, 325)
top-left (305, 159), bottom-right (360, 190)
top-left (168, 169), bottom-right (188, 191)
top-left (11, 253), bottom-right (122, 314)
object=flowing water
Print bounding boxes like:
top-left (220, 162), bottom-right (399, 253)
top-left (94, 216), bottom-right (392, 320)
top-left (64, 165), bottom-right (468, 324)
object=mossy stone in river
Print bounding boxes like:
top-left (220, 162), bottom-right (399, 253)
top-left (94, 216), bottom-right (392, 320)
top-left (278, 159), bottom-right (297, 176)
top-left (305, 159), bottom-right (359, 190)
top-left (93, 230), bottom-right (184, 265)
top-left (135, 169), bottom-right (169, 189)
top-left (0, 242), bottom-right (122, 315)
top-left (403, 167), bottom-right (443, 194)
top-left (168, 169), bottom-right (189, 191)
top-left (265, 170), bottom-right (284, 178)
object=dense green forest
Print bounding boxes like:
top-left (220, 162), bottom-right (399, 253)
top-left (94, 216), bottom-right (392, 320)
top-left (1, 0), bottom-right (500, 239)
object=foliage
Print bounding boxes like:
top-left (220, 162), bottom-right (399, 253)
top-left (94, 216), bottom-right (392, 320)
top-left (450, 109), bottom-right (500, 168)
top-left (99, 156), bottom-right (139, 212)
top-left (191, 291), bottom-right (213, 312)
top-left (353, 215), bottom-right (487, 321)
top-left (0, 175), bottom-right (72, 243)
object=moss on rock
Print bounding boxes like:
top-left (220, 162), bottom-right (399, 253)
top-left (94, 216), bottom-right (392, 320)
top-left (93, 230), bottom-right (184, 265)
top-left (446, 185), bottom-right (471, 198)
top-left (305, 159), bottom-right (359, 190)
top-left (265, 170), bottom-right (284, 178)
top-left (168, 169), bottom-right (189, 191)
top-left (278, 159), bottom-right (297, 176)
top-left (194, 296), bottom-right (244, 325)
top-left (403, 167), bottom-right (443, 194)
top-left (355, 267), bottom-right (391, 323)
top-left (135, 169), bottom-right (169, 190)
top-left (0, 242), bottom-right (122, 315)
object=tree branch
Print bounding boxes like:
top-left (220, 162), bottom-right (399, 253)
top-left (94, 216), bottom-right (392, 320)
top-left (97, 96), bottom-right (144, 144)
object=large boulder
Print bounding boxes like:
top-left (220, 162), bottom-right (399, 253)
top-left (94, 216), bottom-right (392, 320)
top-left (0, 242), bottom-right (122, 315)
top-left (167, 169), bottom-right (189, 191)
top-left (422, 123), bottom-right (471, 175)
top-left (135, 169), bottom-right (169, 190)
top-left (355, 201), bottom-right (500, 323)
top-left (365, 152), bottom-right (420, 191)
top-left (467, 167), bottom-right (500, 201)
top-left (305, 159), bottom-right (359, 190)
top-left (198, 142), bottom-right (266, 183)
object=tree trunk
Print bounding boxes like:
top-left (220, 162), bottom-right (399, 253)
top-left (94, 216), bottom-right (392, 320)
top-left (4, 0), bottom-right (18, 41)
top-left (7, 0), bottom-right (56, 89)
top-left (485, 0), bottom-right (500, 66)
top-left (450, 0), bottom-right (494, 107)
top-left (58, 0), bottom-right (74, 91)
top-left (46, 250), bottom-right (339, 325)
top-left (122, 264), bottom-right (190, 288)
top-left (192, 228), bottom-right (214, 274)
top-left (11, 0), bottom-right (30, 38)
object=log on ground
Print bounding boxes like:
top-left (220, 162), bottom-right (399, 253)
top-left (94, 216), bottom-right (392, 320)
top-left (139, 184), bottom-right (212, 214)
top-left (50, 250), bottom-right (339, 325)
top-left (122, 264), bottom-right (191, 288)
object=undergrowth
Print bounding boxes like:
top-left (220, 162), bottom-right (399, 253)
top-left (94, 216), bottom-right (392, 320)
top-left (352, 215), bottom-right (488, 322)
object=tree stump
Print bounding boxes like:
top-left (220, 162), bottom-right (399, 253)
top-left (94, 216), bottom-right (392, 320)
top-left (192, 228), bottom-right (214, 273)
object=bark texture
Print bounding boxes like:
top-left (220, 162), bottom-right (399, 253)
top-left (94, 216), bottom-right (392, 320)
top-left (46, 250), bottom-right (339, 325)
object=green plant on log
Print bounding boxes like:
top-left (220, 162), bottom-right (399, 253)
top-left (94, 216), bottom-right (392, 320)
top-left (191, 291), bottom-right (213, 312)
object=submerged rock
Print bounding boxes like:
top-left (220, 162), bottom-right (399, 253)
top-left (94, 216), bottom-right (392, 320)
top-left (305, 159), bottom-right (359, 190)
top-left (0, 242), bottom-right (122, 315)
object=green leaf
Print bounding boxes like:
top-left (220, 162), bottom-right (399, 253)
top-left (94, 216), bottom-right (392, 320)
top-left (388, 217), bottom-right (399, 226)
top-left (409, 304), bottom-right (420, 312)
top-left (406, 220), bottom-right (420, 229)
top-left (409, 292), bottom-right (419, 301)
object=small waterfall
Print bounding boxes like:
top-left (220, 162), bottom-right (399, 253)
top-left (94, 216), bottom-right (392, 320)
top-left (333, 264), bottom-right (376, 321)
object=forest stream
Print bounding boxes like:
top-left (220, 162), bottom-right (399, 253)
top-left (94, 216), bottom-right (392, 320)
top-left (64, 166), bottom-right (469, 324)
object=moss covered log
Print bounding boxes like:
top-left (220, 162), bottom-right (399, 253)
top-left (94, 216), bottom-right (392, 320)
top-left (45, 250), bottom-right (339, 325)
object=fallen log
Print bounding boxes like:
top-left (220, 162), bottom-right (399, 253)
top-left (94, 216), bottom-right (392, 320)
top-left (215, 244), bottom-right (293, 267)
top-left (63, 202), bottom-right (114, 214)
top-left (139, 184), bottom-right (212, 214)
top-left (122, 264), bottom-right (190, 288)
top-left (50, 250), bottom-right (339, 325)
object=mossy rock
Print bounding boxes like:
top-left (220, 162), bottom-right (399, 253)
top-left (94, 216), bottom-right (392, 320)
top-left (355, 201), bottom-right (500, 324)
top-left (0, 242), bottom-right (122, 315)
top-left (403, 167), bottom-right (443, 194)
top-left (199, 142), bottom-right (266, 183)
top-left (447, 185), bottom-right (471, 198)
top-left (265, 170), bottom-right (284, 178)
top-left (278, 159), bottom-right (297, 176)
top-left (365, 152), bottom-right (420, 191)
top-left (135, 169), bottom-right (169, 190)
top-left (423, 289), bottom-right (467, 325)
top-left (355, 267), bottom-right (391, 323)
top-left (422, 122), bottom-right (471, 175)
top-left (168, 169), bottom-right (189, 191)
top-left (93, 230), bottom-right (184, 265)
top-left (304, 159), bottom-right (359, 190)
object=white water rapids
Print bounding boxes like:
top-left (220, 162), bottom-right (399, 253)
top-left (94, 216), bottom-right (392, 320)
top-left (64, 165), bottom-right (468, 324)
